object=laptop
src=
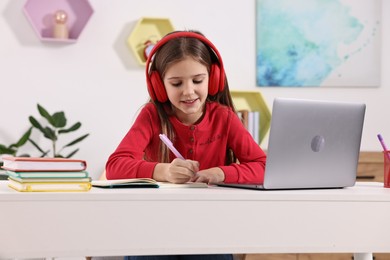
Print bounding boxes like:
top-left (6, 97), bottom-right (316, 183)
top-left (217, 97), bottom-right (366, 190)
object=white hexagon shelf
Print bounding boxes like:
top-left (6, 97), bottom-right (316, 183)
top-left (230, 90), bottom-right (271, 145)
top-left (127, 17), bottom-right (175, 66)
top-left (23, 0), bottom-right (94, 43)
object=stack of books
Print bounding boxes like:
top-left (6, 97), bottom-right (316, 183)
top-left (1, 156), bottom-right (91, 192)
top-left (237, 109), bottom-right (260, 144)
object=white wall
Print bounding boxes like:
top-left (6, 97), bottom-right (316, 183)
top-left (1, 0), bottom-right (389, 179)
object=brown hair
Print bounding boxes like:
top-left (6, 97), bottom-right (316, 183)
top-left (149, 30), bottom-right (237, 164)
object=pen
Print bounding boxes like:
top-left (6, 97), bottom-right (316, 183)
top-left (159, 134), bottom-right (185, 160)
top-left (377, 134), bottom-right (390, 160)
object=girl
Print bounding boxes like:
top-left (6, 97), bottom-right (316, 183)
top-left (106, 30), bottom-right (266, 186)
top-left (105, 30), bottom-right (266, 260)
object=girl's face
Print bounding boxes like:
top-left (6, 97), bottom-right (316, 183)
top-left (163, 56), bottom-right (209, 125)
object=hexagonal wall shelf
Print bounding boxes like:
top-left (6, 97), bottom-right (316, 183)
top-left (127, 17), bottom-right (175, 66)
top-left (230, 90), bottom-right (271, 145)
top-left (23, 0), bottom-right (94, 43)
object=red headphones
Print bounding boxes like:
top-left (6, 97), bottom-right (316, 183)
top-left (145, 31), bottom-right (225, 103)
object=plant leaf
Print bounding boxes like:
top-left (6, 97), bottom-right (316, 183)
top-left (65, 148), bottom-right (79, 158)
top-left (42, 127), bottom-right (57, 141)
top-left (52, 112), bottom-right (67, 128)
top-left (37, 104), bottom-right (55, 126)
top-left (63, 133), bottom-right (89, 148)
top-left (29, 116), bottom-right (44, 131)
top-left (13, 127), bottom-right (33, 148)
top-left (17, 153), bottom-right (31, 157)
top-left (0, 145), bottom-right (16, 155)
top-left (58, 122), bottom-right (81, 134)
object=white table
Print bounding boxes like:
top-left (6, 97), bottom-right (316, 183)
top-left (0, 181), bottom-right (389, 260)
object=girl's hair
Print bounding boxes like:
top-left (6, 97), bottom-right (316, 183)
top-left (149, 30), bottom-right (237, 165)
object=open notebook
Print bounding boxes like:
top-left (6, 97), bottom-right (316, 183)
top-left (92, 178), bottom-right (208, 188)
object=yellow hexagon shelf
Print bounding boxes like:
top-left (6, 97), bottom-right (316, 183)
top-left (230, 90), bottom-right (271, 145)
top-left (127, 17), bottom-right (175, 66)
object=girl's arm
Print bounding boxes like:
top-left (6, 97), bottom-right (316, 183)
top-left (191, 108), bottom-right (266, 184)
top-left (105, 104), bottom-right (159, 180)
top-left (220, 110), bottom-right (267, 184)
top-left (106, 104), bottom-right (200, 183)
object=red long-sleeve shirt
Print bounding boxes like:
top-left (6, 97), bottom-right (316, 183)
top-left (106, 102), bottom-right (266, 183)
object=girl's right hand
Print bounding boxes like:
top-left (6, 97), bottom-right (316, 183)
top-left (154, 159), bottom-right (199, 184)
top-left (166, 158), bottom-right (199, 183)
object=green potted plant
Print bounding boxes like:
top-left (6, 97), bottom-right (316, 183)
top-left (0, 104), bottom-right (89, 180)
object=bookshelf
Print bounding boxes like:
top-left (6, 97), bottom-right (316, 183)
top-left (230, 90), bottom-right (271, 145)
top-left (23, 0), bottom-right (94, 43)
top-left (127, 17), bottom-right (175, 65)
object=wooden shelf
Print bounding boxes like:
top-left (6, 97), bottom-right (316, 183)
top-left (23, 0), bottom-right (94, 43)
top-left (127, 17), bottom-right (175, 65)
top-left (230, 90), bottom-right (271, 145)
top-left (356, 151), bottom-right (385, 182)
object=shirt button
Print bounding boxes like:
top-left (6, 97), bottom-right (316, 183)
top-left (188, 149), bottom-right (193, 154)
top-left (190, 126), bottom-right (195, 131)
top-left (190, 137), bottom-right (194, 143)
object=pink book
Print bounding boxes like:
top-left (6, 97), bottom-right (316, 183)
top-left (1, 156), bottom-right (87, 172)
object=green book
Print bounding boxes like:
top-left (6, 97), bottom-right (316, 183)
top-left (6, 170), bottom-right (89, 179)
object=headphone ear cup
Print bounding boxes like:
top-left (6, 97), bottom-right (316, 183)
top-left (147, 77), bottom-right (157, 102)
top-left (208, 63), bottom-right (221, 96)
top-left (150, 71), bottom-right (168, 102)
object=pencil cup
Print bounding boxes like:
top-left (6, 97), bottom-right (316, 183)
top-left (384, 151), bottom-right (390, 188)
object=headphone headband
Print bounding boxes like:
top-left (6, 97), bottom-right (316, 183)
top-left (145, 31), bottom-right (225, 102)
top-left (146, 31), bottom-right (224, 72)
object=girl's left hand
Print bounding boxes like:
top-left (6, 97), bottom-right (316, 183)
top-left (191, 167), bottom-right (225, 184)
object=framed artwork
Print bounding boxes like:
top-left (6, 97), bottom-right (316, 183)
top-left (256, 0), bottom-right (381, 87)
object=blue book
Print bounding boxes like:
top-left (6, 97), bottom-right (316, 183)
top-left (6, 170), bottom-right (89, 179)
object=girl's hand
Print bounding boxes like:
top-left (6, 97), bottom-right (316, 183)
top-left (167, 158), bottom-right (199, 183)
top-left (154, 159), bottom-right (199, 184)
top-left (191, 167), bottom-right (225, 184)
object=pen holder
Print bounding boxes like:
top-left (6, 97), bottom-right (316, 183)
top-left (383, 151), bottom-right (390, 188)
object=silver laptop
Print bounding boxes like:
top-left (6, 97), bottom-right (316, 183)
top-left (217, 97), bottom-right (366, 190)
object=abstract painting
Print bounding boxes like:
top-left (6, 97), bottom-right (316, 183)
top-left (256, 0), bottom-right (381, 87)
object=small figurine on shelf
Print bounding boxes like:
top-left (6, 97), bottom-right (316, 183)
top-left (143, 40), bottom-right (156, 60)
top-left (53, 10), bottom-right (69, 39)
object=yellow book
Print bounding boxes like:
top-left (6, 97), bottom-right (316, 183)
top-left (8, 176), bottom-right (91, 183)
top-left (8, 178), bottom-right (91, 192)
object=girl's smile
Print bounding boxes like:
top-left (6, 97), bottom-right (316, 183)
top-left (163, 56), bottom-right (209, 125)
top-left (181, 98), bottom-right (199, 105)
